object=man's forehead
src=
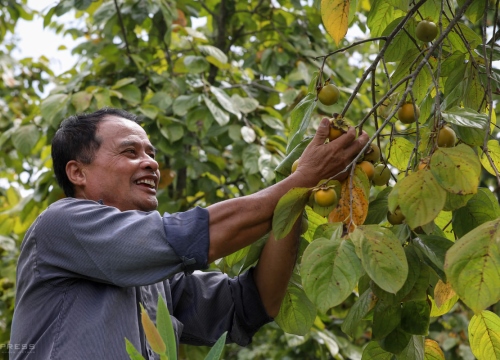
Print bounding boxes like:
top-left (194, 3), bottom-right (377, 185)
top-left (97, 116), bottom-right (145, 136)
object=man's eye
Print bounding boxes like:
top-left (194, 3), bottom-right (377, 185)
top-left (125, 149), bottom-right (136, 154)
top-left (148, 153), bottom-right (156, 159)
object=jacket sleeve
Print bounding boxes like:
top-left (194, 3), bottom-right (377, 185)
top-left (31, 199), bottom-right (209, 287)
top-left (169, 267), bottom-right (273, 347)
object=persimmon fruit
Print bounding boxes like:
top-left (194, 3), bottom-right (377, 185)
top-left (387, 207), bottom-right (405, 225)
top-left (318, 84), bottom-right (340, 106)
top-left (364, 143), bottom-right (380, 163)
top-left (437, 125), bottom-right (456, 148)
top-left (358, 161), bottom-right (375, 180)
top-left (416, 20), bottom-right (438, 42)
top-left (314, 188), bottom-right (338, 207)
top-left (372, 164), bottom-right (391, 186)
top-left (398, 103), bottom-right (420, 124)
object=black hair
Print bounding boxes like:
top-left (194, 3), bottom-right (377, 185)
top-left (51, 108), bottom-right (139, 197)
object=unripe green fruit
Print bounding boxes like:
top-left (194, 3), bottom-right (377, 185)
top-left (437, 125), bottom-right (456, 148)
top-left (387, 207), bottom-right (405, 225)
top-left (416, 20), bottom-right (438, 42)
top-left (372, 164), bottom-right (391, 186)
top-left (363, 143), bottom-right (380, 163)
top-left (318, 84), bottom-right (340, 106)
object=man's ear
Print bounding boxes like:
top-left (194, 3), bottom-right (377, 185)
top-left (66, 160), bottom-right (86, 187)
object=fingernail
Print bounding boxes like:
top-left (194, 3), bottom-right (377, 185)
top-left (320, 118), bottom-right (329, 127)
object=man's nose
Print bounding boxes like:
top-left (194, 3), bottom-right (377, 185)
top-left (141, 155), bottom-right (159, 171)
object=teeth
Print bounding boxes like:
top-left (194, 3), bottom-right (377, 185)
top-left (136, 179), bottom-right (155, 187)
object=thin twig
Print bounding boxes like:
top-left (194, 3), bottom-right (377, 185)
top-left (113, 0), bottom-right (132, 58)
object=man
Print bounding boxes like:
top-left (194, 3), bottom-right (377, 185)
top-left (10, 108), bottom-right (368, 359)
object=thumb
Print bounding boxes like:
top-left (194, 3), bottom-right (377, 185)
top-left (311, 118), bottom-right (330, 146)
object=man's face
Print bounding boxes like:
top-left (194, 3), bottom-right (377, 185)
top-left (78, 116), bottom-right (160, 212)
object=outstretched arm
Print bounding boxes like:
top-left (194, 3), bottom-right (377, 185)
top-left (206, 118), bottom-right (368, 263)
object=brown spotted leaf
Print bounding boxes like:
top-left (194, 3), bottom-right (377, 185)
top-left (329, 167), bottom-right (369, 231)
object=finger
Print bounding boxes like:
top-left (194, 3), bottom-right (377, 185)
top-left (310, 118), bottom-right (331, 146)
top-left (344, 131), bottom-right (370, 158)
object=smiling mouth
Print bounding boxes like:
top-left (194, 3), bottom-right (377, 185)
top-left (135, 179), bottom-right (156, 189)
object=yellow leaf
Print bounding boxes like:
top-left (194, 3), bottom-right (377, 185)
top-left (321, 0), bottom-right (351, 46)
top-left (433, 280), bottom-right (456, 308)
top-left (424, 339), bottom-right (445, 360)
top-left (140, 304), bottom-right (166, 355)
top-left (469, 311), bottom-right (500, 360)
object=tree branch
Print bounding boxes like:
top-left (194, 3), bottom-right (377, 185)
top-left (113, 0), bottom-right (132, 59)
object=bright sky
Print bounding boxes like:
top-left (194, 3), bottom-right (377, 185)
top-left (13, 0), bottom-right (79, 75)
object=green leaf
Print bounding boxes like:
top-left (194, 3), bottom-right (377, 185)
top-left (312, 222), bottom-right (344, 241)
top-left (12, 125), bottom-right (40, 155)
top-left (156, 296), bottom-right (177, 360)
top-left (440, 52), bottom-right (466, 78)
top-left (184, 55), bottom-right (209, 73)
top-left (125, 338), bottom-right (146, 360)
top-left (452, 188), bottom-right (500, 238)
top-left (372, 301), bottom-right (401, 339)
top-left (382, 17), bottom-right (416, 63)
top-left (379, 326), bottom-right (412, 354)
top-left (198, 45), bottom-right (228, 64)
top-left (479, 140), bottom-right (500, 176)
top-left (205, 331), bottom-right (227, 360)
top-left (365, 187), bottom-right (392, 225)
top-left (159, 123), bottom-right (184, 143)
top-left (274, 282), bottom-right (317, 335)
top-left (203, 96), bottom-right (230, 126)
top-left (445, 219), bottom-right (500, 313)
top-left (400, 262), bottom-right (430, 303)
top-left (111, 77), bottom-right (136, 89)
top-left (469, 310), bottom-right (500, 360)
top-left (40, 93), bottom-right (70, 128)
top-left (272, 188), bottom-right (310, 240)
top-left (386, 137), bottom-right (414, 171)
top-left (400, 301), bottom-right (430, 335)
top-left (454, 125), bottom-right (485, 147)
top-left (301, 238), bottom-right (361, 312)
top-left (261, 114), bottom-right (284, 131)
top-left (443, 192), bottom-right (473, 212)
top-left (367, 0), bottom-right (402, 37)
top-left (351, 225), bottom-right (408, 294)
top-left (231, 94), bottom-right (259, 114)
top-left (462, 0), bottom-right (486, 23)
top-left (394, 171), bottom-right (446, 229)
top-left (138, 105), bottom-right (159, 120)
top-left (71, 91), bottom-right (93, 113)
top-left (361, 341), bottom-right (393, 360)
top-left (397, 335), bottom-right (425, 360)
top-left (286, 93), bottom-right (316, 154)
top-left (431, 144), bottom-right (481, 195)
top-left (210, 87), bottom-right (241, 119)
top-left (441, 107), bottom-right (488, 129)
top-left (341, 289), bottom-right (376, 338)
top-left (117, 84), bottom-right (142, 106)
top-left (412, 235), bottom-right (454, 282)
